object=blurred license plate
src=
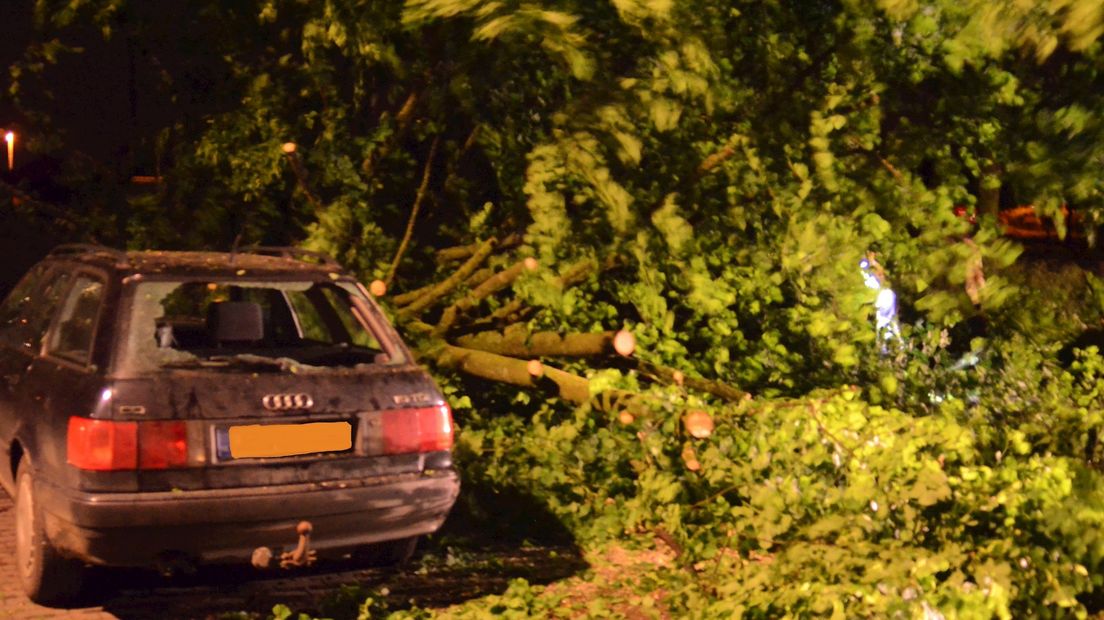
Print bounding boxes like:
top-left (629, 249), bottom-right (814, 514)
top-left (227, 422), bottom-right (352, 458)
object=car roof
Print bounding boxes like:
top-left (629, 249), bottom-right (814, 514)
top-left (43, 245), bottom-right (352, 280)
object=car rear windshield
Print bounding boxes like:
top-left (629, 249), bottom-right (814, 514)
top-left (119, 279), bottom-right (405, 374)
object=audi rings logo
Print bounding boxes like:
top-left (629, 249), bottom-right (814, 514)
top-left (262, 393), bottom-right (314, 411)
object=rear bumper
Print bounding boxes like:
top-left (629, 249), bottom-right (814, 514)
top-left (37, 469), bottom-right (460, 567)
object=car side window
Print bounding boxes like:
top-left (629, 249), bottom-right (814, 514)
top-left (46, 275), bottom-right (105, 366)
top-left (0, 264), bottom-right (45, 350)
top-left (29, 271), bottom-right (73, 352)
top-left (0, 268), bottom-right (71, 354)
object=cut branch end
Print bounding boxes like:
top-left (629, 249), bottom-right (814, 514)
top-left (613, 330), bottom-right (636, 357)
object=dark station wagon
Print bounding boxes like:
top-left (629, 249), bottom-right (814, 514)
top-left (0, 245), bottom-right (460, 603)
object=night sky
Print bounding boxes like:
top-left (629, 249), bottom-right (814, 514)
top-left (1, 3), bottom-right (150, 173)
top-left (0, 3), bottom-right (32, 127)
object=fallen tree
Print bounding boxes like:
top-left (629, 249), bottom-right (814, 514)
top-left (376, 235), bottom-right (746, 423)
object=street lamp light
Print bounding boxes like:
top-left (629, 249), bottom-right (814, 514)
top-left (4, 131), bottom-right (13, 170)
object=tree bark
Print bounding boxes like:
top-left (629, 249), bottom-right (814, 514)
top-left (463, 257), bottom-right (599, 330)
top-left (386, 135), bottom-right (440, 285)
top-left (455, 330), bottom-right (619, 358)
top-left (435, 259), bottom-right (536, 334)
top-left (392, 281), bottom-right (438, 307)
top-left (436, 344), bottom-right (591, 403)
top-left (399, 239), bottom-right (497, 318)
top-left (283, 151), bottom-right (325, 212)
top-left (464, 267), bottom-right (496, 289)
top-left (639, 361), bottom-right (748, 402)
top-left (437, 233), bottom-right (522, 263)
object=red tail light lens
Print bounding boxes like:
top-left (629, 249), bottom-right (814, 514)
top-left (381, 404), bottom-right (454, 455)
top-left (68, 417), bottom-right (188, 471)
top-left (68, 418), bottom-right (137, 471)
top-left (138, 421), bottom-right (188, 469)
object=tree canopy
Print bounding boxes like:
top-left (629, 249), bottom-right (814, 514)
top-left (7, 0), bottom-right (1104, 616)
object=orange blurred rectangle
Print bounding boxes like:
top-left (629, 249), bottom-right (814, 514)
top-left (228, 421), bottom-right (352, 458)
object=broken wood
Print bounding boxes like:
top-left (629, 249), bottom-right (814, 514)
top-left (282, 150), bottom-right (325, 212)
top-left (458, 257), bottom-right (598, 330)
top-left (464, 267), bottom-right (496, 289)
top-left (435, 258), bottom-right (539, 334)
top-left (392, 280), bottom-right (439, 307)
top-left (455, 330), bottom-right (620, 358)
top-left (639, 361), bottom-right (748, 402)
top-left (399, 239), bottom-right (497, 318)
top-left (386, 135), bottom-right (441, 286)
top-left (436, 344), bottom-right (591, 403)
top-left (437, 233), bottom-right (522, 263)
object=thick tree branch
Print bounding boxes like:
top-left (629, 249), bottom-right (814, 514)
top-left (455, 330), bottom-right (620, 358)
top-left (638, 361), bottom-right (748, 402)
top-left (435, 258), bottom-right (537, 335)
top-left (437, 233), bottom-right (522, 263)
top-left (477, 299), bottom-right (527, 326)
top-left (464, 257), bottom-right (597, 330)
top-left (394, 265), bottom-right (499, 308)
top-left (436, 344), bottom-right (591, 403)
top-left (399, 238), bottom-right (497, 318)
top-left (392, 281), bottom-right (438, 307)
top-left (558, 258), bottom-right (599, 288)
top-left (464, 267), bottom-right (495, 289)
top-left (386, 135), bottom-right (440, 286)
top-left (283, 149), bottom-right (325, 212)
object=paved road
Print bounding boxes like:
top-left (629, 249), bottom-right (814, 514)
top-left (0, 492), bottom-right (583, 619)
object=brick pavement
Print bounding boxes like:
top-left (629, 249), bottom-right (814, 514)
top-left (0, 491), bottom-right (113, 619)
top-left (0, 490), bottom-right (584, 620)
top-left (0, 486), bottom-right (392, 619)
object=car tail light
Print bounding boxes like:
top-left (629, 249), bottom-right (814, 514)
top-left (68, 417), bottom-right (188, 471)
top-left (138, 421), bottom-right (188, 469)
top-left (380, 404), bottom-right (454, 455)
top-left (68, 418), bottom-right (137, 471)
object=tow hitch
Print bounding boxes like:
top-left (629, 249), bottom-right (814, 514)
top-left (251, 520), bottom-right (318, 569)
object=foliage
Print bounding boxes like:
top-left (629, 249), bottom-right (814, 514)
top-left (11, 0), bottom-right (1104, 618)
top-left (450, 385), bottom-right (1104, 618)
top-left (13, 0), bottom-right (1104, 389)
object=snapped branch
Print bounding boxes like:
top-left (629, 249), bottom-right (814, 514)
top-left (435, 258), bottom-right (538, 335)
top-left (437, 233), bottom-right (522, 263)
top-left (283, 150), bottom-right (325, 212)
top-left (455, 330), bottom-right (620, 358)
top-left (386, 135), bottom-right (441, 286)
top-left (435, 344), bottom-right (591, 403)
top-left (638, 361), bottom-right (748, 402)
top-left (398, 238), bottom-right (497, 318)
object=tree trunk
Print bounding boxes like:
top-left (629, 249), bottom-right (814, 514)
top-left (455, 330), bottom-right (619, 358)
top-left (436, 344), bottom-right (591, 403)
